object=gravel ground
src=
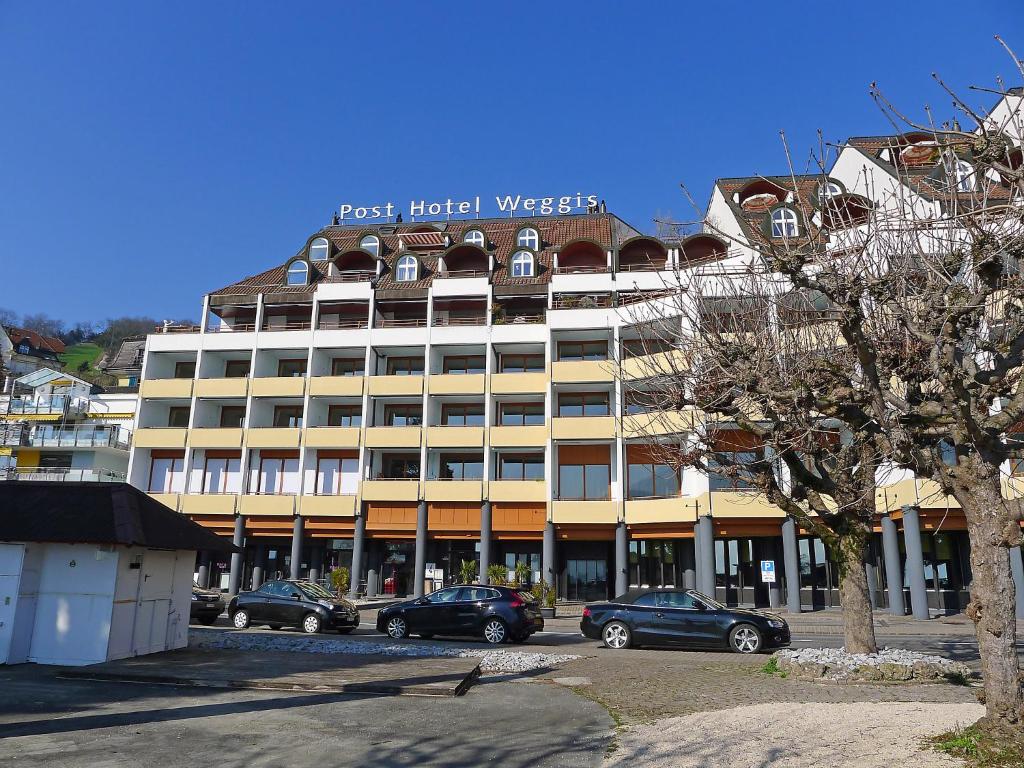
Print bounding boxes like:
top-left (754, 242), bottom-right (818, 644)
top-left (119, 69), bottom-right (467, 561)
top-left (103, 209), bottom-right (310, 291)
top-left (778, 647), bottom-right (965, 670)
top-left (605, 702), bottom-right (984, 767)
top-left (190, 628), bottom-right (580, 674)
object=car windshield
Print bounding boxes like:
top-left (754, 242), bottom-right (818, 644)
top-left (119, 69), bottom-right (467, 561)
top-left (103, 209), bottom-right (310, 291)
top-left (689, 590), bottom-right (724, 609)
top-left (298, 582), bottom-right (335, 600)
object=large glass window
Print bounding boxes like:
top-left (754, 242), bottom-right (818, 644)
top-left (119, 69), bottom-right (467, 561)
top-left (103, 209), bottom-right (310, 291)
top-left (498, 353), bottom-right (544, 373)
top-left (441, 403), bottom-right (485, 426)
top-left (359, 234), bottom-right (380, 257)
top-left (273, 405), bottom-right (303, 428)
top-left (557, 340), bottom-right (607, 361)
top-left (257, 456), bottom-right (300, 494)
top-left (224, 359), bottom-right (250, 378)
top-left (510, 250), bottom-right (534, 277)
top-left (327, 405), bottom-right (361, 427)
top-left (277, 359), bottom-right (307, 377)
top-left (708, 450), bottom-right (760, 490)
top-left (558, 462), bottom-right (610, 499)
top-left (627, 461), bottom-right (679, 498)
top-left (174, 361), bottom-right (196, 379)
top-left (395, 255), bottom-right (418, 282)
top-left (498, 453), bottom-right (544, 480)
top-left (316, 456), bottom-right (359, 495)
top-left (442, 355), bottom-right (485, 374)
top-left (384, 404), bottom-right (422, 426)
top-left (331, 357), bottom-right (365, 376)
top-left (202, 455), bottom-right (242, 494)
top-left (148, 455), bottom-right (184, 492)
top-left (517, 227), bottom-right (540, 250)
top-left (438, 453), bottom-right (484, 480)
top-left (309, 237), bottom-right (330, 261)
top-left (384, 455), bottom-right (420, 479)
top-left (770, 208), bottom-right (799, 238)
top-left (286, 260), bottom-right (309, 286)
top-left (168, 407), bottom-right (191, 428)
top-left (629, 541), bottom-right (678, 588)
top-left (558, 392), bottom-right (610, 417)
top-left (498, 402), bottom-right (544, 425)
top-left (385, 356), bottom-right (424, 375)
top-left (219, 405), bottom-right (246, 428)
top-left (463, 229), bottom-right (486, 248)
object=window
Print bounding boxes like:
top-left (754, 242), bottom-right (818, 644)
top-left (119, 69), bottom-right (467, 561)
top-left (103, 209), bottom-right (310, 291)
top-left (511, 250), bottom-right (534, 277)
top-left (385, 356), bottom-right (424, 376)
top-left (384, 455), bottom-right (420, 479)
top-left (202, 455), bottom-right (242, 494)
top-left (384, 404), bottom-right (422, 426)
top-left (257, 455), bottom-right (300, 494)
top-left (168, 407), bottom-right (191, 428)
top-left (498, 453), bottom-right (544, 480)
top-left (558, 463), bottom-right (610, 500)
top-left (331, 357), bottom-right (365, 376)
top-left (438, 453), bottom-right (484, 480)
top-left (174, 361), bottom-right (196, 379)
top-left (395, 255), bottom-right (418, 282)
top-left (708, 450), bottom-right (761, 490)
top-left (224, 359), bottom-right (250, 378)
top-left (464, 229), bottom-right (486, 248)
top-left (428, 587), bottom-right (462, 603)
top-left (219, 405), bottom-right (246, 428)
top-left (628, 461), bottom-right (679, 498)
top-left (498, 402), bottom-right (544, 425)
top-left (441, 403), bottom-right (485, 426)
top-left (656, 591), bottom-right (698, 609)
top-left (273, 405), bottom-right (304, 428)
top-left (953, 160), bottom-right (975, 192)
top-left (517, 227), bottom-right (540, 250)
top-left (327, 405), bottom-right (362, 427)
top-left (498, 353), bottom-right (544, 373)
top-left (316, 456), bottom-right (359, 495)
top-left (309, 237), bottom-right (330, 261)
top-left (631, 592), bottom-right (658, 607)
top-left (818, 182), bottom-right (842, 200)
top-left (359, 234), bottom-right (380, 257)
top-left (558, 392), bottom-right (610, 417)
top-left (459, 587), bottom-right (499, 601)
top-left (557, 341), bottom-right (607, 361)
top-left (442, 355), bottom-right (485, 374)
top-left (770, 208), bottom-right (799, 238)
top-left (148, 454), bottom-right (185, 493)
top-left (277, 359), bottom-right (307, 377)
top-left (622, 338), bottom-right (675, 359)
top-left (286, 260), bottom-right (309, 286)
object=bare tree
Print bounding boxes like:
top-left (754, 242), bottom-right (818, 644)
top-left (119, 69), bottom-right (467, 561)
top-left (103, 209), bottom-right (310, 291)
top-left (0, 307), bottom-right (18, 327)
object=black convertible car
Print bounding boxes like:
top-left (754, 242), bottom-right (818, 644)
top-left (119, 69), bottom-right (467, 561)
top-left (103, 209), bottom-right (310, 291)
top-left (228, 579), bottom-right (360, 634)
top-left (580, 589), bottom-right (789, 653)
top-left (376, 585), bottom-right (544, 644)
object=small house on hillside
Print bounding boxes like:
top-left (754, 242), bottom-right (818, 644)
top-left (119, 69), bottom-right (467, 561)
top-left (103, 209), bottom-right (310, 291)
top-left (0, 482), bottom-right (235, 666)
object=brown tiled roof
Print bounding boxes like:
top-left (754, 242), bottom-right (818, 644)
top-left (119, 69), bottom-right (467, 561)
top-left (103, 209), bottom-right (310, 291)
top-left (3, 326), bottom-right (65, 355)
top-left (210, 212), bottom-right (641, 296)
top-left (715, 175), bottom-right (823, 245)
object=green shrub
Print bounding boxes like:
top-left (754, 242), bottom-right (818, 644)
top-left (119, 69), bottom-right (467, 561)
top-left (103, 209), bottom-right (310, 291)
top-left (458, 559), bottom-right (477, 584)
top-left (486, 563), bottom-right (508, 586)
top-left (329, 567), bottom-right (350, 596)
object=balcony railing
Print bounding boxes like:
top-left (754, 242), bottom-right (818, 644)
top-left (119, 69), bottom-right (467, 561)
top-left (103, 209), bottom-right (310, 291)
top-left (23, 425), bottom-right (130, 450)
top-left (156, 324), bottom-right (201, 334)
top-left (262, 320), bottom-right (312, 331)
top-left (439, 269), bottom-right (489, 279)
top-left (6, 396), bottom-right (87, 415)
top-left (318, 318), bottom-right (369, 330)
top-left (619, 262), bottom-right (668, 272)
top-left (554, 265), bottom-right (610, 275)
top-left (330, 270), bottom-right (376, 283)
top-left (377, 318), bottom-right (428, 328)
top-left (551, 295), bottom-right (615, 310)
top-left (2, 467), bottom-right (128, 483)
top-left (208, 322), bottom-right (257, 333)
top-left (432, 315), bottom-right (487, 327)
top-left (493, 312), bottom-right (546, 325)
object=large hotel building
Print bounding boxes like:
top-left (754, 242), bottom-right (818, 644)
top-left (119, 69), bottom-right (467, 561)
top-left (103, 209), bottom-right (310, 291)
top-left (128, 91), bottom-right (1024, 616)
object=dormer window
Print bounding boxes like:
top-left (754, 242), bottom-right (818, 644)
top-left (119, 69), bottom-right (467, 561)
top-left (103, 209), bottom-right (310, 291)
top-left (464, 229), bottom-right (486, 248)
top-left (395, 254), bottom-right (418, 282)
top-left (511, 250), bottom-right (535, 278)
top-left (952, 159), bottom-right (975, 192)
top-left (309, 237), bottom-right (329, 261)
top-left (818, 182), bottom-right (842, 200)
top-left (286, 260), bottom-right (310, 286)
top-left (770, 208), bottom-right (799, 238)
top-left (517, 227), bottom-right (540, 250)
top-left (360, 234), bottom-right (380, 257)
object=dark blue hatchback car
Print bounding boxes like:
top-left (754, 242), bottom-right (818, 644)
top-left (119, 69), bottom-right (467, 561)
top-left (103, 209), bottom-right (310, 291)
top-left (580, 588), bottom-right (790, 653)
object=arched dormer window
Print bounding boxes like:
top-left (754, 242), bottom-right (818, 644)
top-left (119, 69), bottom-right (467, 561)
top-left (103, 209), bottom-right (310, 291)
top-left (359, 234), bottom-right (380, 257)
top-left (510, 250), bottom-right (534, 278)
top-left (309, 237), bottom-right (330, 261)
top-left (516, 226), bottom-right (540, 250)
top-left (818, 182), bottom-right (842, 200)
top-left (286, 260), bottom-right (310, 286)
top-left (464, 229), bottom-right (486, 248)
top-left (770, 208), bottom-right (799, 238)
top-left (395, 254), bottom-right (418, 282)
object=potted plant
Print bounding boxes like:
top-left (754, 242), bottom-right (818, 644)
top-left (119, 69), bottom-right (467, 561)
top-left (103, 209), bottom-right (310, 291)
top-left (458, 559), bottom-right (477, 585)
top-left (486, 563), bottom-right (508, 586)
top-left (513, 561), bottom-right (530, 588)
top-left (533, 580), bottom-right (556, 618)
top-left (329, 566), bottom-right (350, 597)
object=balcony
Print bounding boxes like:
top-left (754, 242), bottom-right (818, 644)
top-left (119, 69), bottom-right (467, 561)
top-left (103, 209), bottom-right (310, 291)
top-left (19, 425), bottom-right (130, 450)
top-left (488, 479), bottom-right (547, 502)
top-left (489, 425), bottom-right (548, 447)
top-left (193, 378), bottom-right (249, 398)
top-left (189, 427), bottom-right (244, 448)
top-left (238, 494), bottom-right (297, 516)
top-left (621, 409), bottom-right (693, 438)
top-left (625, 497), bottom-right (696, 524)
top-left (423, 479), bottom-right (484, 502)
top-left (361, 479), bottom-right (420, 502)
top-left (364, 426), bottom-right (423, 449)
top-left (425, 426), bottom-right (485, 448)
top-left (309, 376), bottom-right (364, 397)
top-left (300, 495), bottom-right (358, 516)
top-left (551, 293), bottom-right (615, 310)
top-left (304, 426), bottom-right (361, 449)
top-left (428, 373), bottom-right (485, 395)
top-left (246, 427), bottom-right (302, 448)
top-left (318, 301), bottom-right (370, 330)
top-left (432, 314), bottom-right (487, 327)
top-left (551, 359), bottom-right (614, 383)
top-left (551, 499), bottom-right (618, 523)
top-left (489, 372), bottom-right (547, 394)
top-left (2, 467), bottom-right (127, 483)
top-left (179, 494), bottom-right (239, 516)
top-left (250, 377), bottom-right (306, 398)
top-left (367, 375), bottom-right (424, 397)
top-left (554, 265), bottom-right (610, 275)
top-left (6, 395), bottom-right (88, 416)
top-left (551, 416), bottom-right (616, 440)
top-left (133, 427), bottom-right (188, 449)
top-left (139, 379), bottom-right (194, 399)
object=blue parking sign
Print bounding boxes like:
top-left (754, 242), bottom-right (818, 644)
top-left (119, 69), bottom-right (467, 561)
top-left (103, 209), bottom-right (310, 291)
top-left (760, 560), bottom-right (776, 583)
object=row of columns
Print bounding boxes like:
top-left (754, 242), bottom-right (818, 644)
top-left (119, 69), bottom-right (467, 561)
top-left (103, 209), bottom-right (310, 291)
top-left (220, 504), bottom-right (1024, 620)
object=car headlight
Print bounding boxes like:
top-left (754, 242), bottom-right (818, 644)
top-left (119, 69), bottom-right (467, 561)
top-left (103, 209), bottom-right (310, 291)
top-left (191, 594), bottom-right (198, 602)
top-left (318, 600), bottom-right (334, 609)
top-left (767, 619), bottom-right (785, 629)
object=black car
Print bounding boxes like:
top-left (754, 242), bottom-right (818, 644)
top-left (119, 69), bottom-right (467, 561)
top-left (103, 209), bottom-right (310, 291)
top-left (228, 579), bottom-right (360, 634)
top-left (190, 583), bottom-right (225, 625)
top-left (580, 588), bottom-right (790, 654)
top-left (376, 585), bottom-right (544, 644)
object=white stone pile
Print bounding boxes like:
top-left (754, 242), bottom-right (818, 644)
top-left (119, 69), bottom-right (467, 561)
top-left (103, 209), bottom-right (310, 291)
top-left (774, 647), bottom-right (974, 682)
top-left (189, 628), bottom-right (580, 674)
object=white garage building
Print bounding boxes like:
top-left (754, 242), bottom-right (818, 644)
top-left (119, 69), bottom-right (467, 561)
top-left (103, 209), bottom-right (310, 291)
top-left (0, 482), bottom-right (235, 666)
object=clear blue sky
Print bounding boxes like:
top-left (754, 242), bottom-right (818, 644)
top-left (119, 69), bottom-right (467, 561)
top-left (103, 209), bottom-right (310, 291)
top-left (2, 1), bottom-right (1021, 324)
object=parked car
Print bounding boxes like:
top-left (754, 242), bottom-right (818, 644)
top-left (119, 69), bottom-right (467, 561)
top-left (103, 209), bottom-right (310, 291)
top-left (580, 589), bottom-right (790, 653)
top-left (376, 585), bottom-right (544, 644)
top-left (190, 583), bottom-right (225, 626)
top-left (229, 579), bottom-right (360, 634)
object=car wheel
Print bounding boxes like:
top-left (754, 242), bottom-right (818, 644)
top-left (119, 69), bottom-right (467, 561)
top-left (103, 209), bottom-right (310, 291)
top-left (231, 609), bottom-right (250, 629)
top-left (729, 624), bottom-right (762, 654)
top-left (197, 616), bottom-right (218, 626)
top-left (602, 621), bottom-right (631, 650)
top-left (482, 619), bottom-right (508, 645)
top-left (301, 613), bottom-right (323, 634)
top-left (386, 616), bottom-right (409, 639)
top-left (268, 624), bottom-right (283, 631)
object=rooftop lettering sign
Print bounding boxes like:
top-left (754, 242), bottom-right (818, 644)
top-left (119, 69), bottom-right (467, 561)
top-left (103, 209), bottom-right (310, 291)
top-left (338, 193), bottom-right (600, 222)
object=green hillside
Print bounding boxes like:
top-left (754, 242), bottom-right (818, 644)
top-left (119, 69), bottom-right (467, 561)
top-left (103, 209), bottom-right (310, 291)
top-left (59, 343), bottom-right (115, 385)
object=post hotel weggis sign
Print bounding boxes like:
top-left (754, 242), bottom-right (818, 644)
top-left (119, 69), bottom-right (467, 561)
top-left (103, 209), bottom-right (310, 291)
top-left (338, 193), bottom-right (600, 221)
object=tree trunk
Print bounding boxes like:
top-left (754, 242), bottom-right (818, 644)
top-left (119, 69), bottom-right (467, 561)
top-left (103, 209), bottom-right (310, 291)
top-left (953, 471), bottom-right (1023, 731)
top-left (832, 524), bottom-right (879, 654)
